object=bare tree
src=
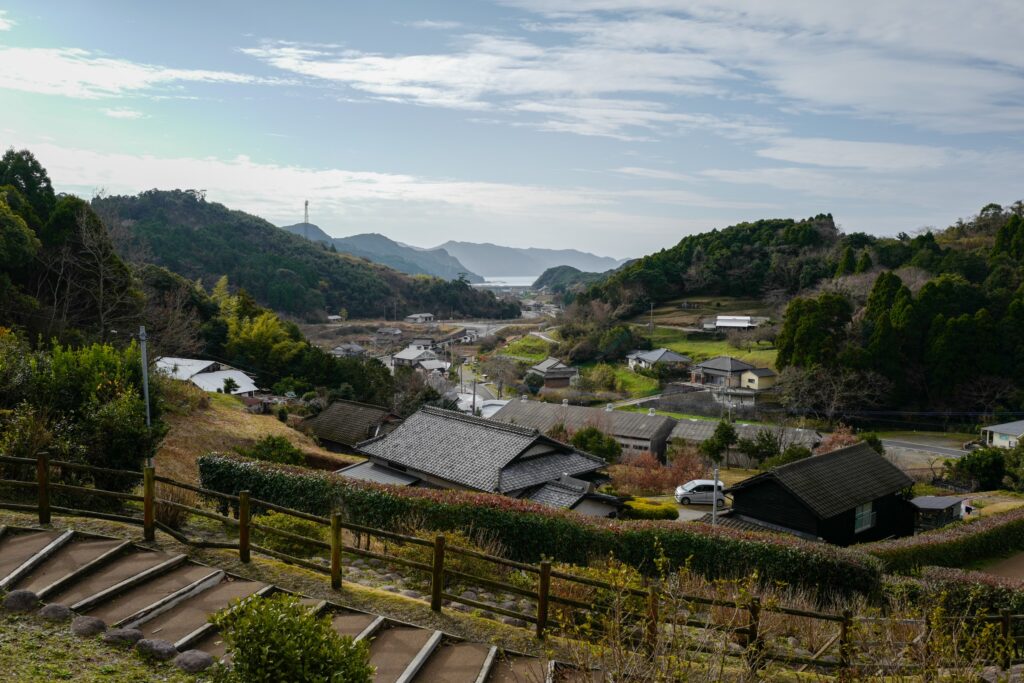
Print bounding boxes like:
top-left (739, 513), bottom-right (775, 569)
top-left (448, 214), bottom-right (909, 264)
top-left (776, 366), bottom-right (891, 423)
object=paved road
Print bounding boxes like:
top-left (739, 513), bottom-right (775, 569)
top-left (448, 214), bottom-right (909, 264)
top-left (612, 394), bottom-right (663, 408)
top-left (529, 330), bottom-right (558, 343)
top-left (881, 439), bottom-right (966, 458)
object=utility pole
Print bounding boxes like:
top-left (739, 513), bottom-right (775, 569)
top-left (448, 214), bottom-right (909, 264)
top-left (712, 466), bottom-right (720, 527)
top-left (304, 200), bottom-right (310, 241)
top-left (139, 325), bottom-right (153, 468)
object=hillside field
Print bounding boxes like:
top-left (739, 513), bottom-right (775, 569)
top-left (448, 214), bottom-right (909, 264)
top-left (644, 326), bottom-right (778, 368)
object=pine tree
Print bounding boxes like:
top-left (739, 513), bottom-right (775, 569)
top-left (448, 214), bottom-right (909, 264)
top-left (854, 250), bottom-right (873, 273)
top-left (834, 246), bottom-right (855, 277)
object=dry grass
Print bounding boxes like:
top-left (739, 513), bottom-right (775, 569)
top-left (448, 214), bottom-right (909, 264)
top-left (155, 387), bottom-right (359, 485)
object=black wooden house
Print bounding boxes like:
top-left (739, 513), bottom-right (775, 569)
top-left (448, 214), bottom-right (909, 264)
top-left (725, 442), bottom-right (915, 546)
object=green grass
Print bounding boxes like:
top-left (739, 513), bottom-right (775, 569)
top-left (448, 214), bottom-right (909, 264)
top-left (498, 335), bottom-right (553, 363)
top-left (610, 366), bottom-right (660, 397)
top-left (645, 326), bottom-right (777, 368)
top-left (0, 612), bottom-right (202, 682)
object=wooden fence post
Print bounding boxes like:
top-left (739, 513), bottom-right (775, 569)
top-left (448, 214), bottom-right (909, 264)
top-left (330, 513), bottom-right (342, 590)
top-left (537, 561), bottom-right (552, 640)
top-left (238, 490), bottom-right (250, 563)
top-left (839, 609), bottom-right (853, 673)
top-left (430, 534), bottom-right (445, 611)
top-left (645, 581), bottom-right (660, 652)
top-left (922, 612), bottom-right (934, 683)
top-left (36, 452), bottom-right (50, 526)
top-left (746, 596), bottom-right (762, 669)
top-left (143, 466), bottom-right (155, 541)
top-left (1001, 608), bottom-right (1012, 671)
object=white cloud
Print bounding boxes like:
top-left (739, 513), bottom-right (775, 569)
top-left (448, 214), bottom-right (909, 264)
top-left (103, 108), bottom-right (146, 120)
top-left (0, 46), bottom-right (264, 99)
top-left (756, 138), bottom-right (954, 171)
top-left (0, 10), bottom-right (14, 31)
top-left (613, 166), bottom-right (693, 181)
top-left (406, 20), bottom-right (463, 30)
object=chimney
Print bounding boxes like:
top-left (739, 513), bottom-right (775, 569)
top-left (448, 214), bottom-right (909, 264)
top-left (648, 407), bottom-right (656, 416)
top-left (605, 403), bottom-right (613, 412)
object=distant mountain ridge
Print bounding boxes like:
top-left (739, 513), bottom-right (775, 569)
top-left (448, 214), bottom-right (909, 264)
top-left (280, 222), bottom-right (483, 282)
top-left (435, 241), bottom-right (626, 277)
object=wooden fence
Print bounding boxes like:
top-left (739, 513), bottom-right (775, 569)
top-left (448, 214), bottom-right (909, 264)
top-left (0, 453), bottom-right (1021, 674)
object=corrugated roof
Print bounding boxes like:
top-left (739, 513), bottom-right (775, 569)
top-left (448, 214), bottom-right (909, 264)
top-left (670, 420), bottom-right (820, 447)
top-left (155, 357), bottom-right (217, 381)
top-left (910, 495), bottom-right (965, 510)
top-left (189, 370), bottom-right (258, 395)
top-left (336, 461), bottom-right (420, 486)
top-left (357, 406), bottom-right (603, 493)
top-left (696, 356), bottom-right (755, 372)
top-left (728, 442), bottom-right (913, 519)
top-left (984, 420), bottom-right (1024, 436)
top-left (304, 400), bottom-right (397, 448)
top-left (492, 400), bottom-right (675, 441)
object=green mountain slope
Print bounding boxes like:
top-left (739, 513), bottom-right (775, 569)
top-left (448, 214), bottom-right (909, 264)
top-left (95, 190), bottom-right (519, 321)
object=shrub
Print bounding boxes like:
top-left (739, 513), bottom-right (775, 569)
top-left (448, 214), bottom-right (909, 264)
top-left (252, 510), bottom-right (328, 558)
top-left (199, 452), bottom-right (882, 596)
top-left (235, 435), bottom-right (304, 465)
top-left (865, 507), bottom-right (1024, 573)
top-left (621, 498), bottom-right (678, 521)
top-left (608, 451), bottom-right (703, 496)
top-left (391, 528), bottom-right (510, 590)
top-left (946, 448), bottom-right (1005, 490)
top-left (761, 444), bottom-right (812, 470)
top-left (210, 593), bottom-right (373, 683)
top-left (276, 406), bottom-right (288, 422)
top-left (570, 426), bottom-right (621, 462)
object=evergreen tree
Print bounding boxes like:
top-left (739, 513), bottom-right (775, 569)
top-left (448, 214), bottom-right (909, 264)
top-left (834, 246), bottom-right (855, 277)
top-left (854, 250), bottom-right (873, 273)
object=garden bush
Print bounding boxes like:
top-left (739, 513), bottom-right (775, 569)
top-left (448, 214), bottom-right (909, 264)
top-left (251, 510), bottom-right (328, 558)
top-left (210, 593), bottom-right (373, 683)
top-left (234, 435), bottom-right (304, 466)
top-left (864, 507), bottom-right (1024, 573)
top-left (199, 453), bottom-right (882, 597)
top-left (621, 497), bottom-right (679, 521)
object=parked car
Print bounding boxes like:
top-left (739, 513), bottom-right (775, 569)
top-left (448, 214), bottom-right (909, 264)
top-left (675, 480), bottom-right (726, 507)
top-left (962, 440), bottom-right (982, 452)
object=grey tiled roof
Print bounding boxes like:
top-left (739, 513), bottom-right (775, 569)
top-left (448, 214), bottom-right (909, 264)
top-left (336, 461), bottom-right (420, 486)
top-left (525, 477), bottom-right (589, 508)
top-left (670, 420), bottom-right (821, 448)
top-left (696, 356), bottom-right (755, 372)
top-left (629, 348), bottom-right (692, 364)
top-left (492, 400), bottom-right (675, 441)
top-left (302, 400), bottom-right (398, 448)
top-left (499, 451), bottom-right (605, 492)
top-left (728, 442), bottom-right (913, 520)
top-left (357, 406), bottom-right (602, 493)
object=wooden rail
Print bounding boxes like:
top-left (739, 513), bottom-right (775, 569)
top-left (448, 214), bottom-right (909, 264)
top-left (0, 452), bottom-right (1018, 674)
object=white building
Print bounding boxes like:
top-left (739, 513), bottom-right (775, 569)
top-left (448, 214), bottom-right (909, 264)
top-left (981, 420), bottom-right (1024, 449)
top-left (405, 312), bottom-right (435, 324)
top-left (155, 357), bottom-right (258, 396)
top-left (702, 315), bottom-right (770, 331)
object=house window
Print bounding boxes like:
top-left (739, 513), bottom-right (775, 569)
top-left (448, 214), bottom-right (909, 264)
top-left (854, 502), bottom-right (875, 533)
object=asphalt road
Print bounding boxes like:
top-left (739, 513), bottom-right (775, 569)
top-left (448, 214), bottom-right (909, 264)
top-left (881, 439), bottom-right (966, 458)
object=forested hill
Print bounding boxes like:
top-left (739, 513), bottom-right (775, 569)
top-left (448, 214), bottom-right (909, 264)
top-left (94, 191), bottom-right (519, 321)
top-left (279, 223), bottom-right (484, 283)
top-left (532, 264), bottom-right (611, 293)
top-left (580, 215), bottom-right (841, 316)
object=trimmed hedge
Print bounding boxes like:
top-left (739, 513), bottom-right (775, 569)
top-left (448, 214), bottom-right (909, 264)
top-left (198, 453), bottom-right (882, 596)
top-left (864, 507), bottom-right (1024, 573)
top-left (622, 498), bottom-right (679, 521)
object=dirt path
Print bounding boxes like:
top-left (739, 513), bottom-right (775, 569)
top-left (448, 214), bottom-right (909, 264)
top-left (980, 552), bottom-right (1024, 580)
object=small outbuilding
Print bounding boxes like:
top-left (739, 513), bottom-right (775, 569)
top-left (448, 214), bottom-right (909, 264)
top-left (910, 495), bottom-right (966, 531)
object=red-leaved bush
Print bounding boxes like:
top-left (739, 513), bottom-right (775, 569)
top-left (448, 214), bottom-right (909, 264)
top-left (608, 451), bottom-right (704, 496)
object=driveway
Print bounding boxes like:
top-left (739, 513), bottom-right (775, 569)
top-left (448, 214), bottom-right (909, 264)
top-left (881, 439), bottom-right (966, 459)
top-left (677, 505), bottom-right (713, 522)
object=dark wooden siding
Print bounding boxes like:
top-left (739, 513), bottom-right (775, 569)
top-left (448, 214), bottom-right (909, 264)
top-left (730, 479), bottom-right (818, 535)
top-left (818, 493), bottom-right (915, 546)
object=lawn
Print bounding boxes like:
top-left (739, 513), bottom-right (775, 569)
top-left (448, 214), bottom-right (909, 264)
top-left (644, 326), bottom-right (777, 368)
top-left (497, 334), bottom-right (553, 363)
top-left (0, 612), bottom-right (201, 682)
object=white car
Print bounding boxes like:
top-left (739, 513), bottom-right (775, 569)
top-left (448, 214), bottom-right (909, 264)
top-left (675, 480), bottom-right (726, 507)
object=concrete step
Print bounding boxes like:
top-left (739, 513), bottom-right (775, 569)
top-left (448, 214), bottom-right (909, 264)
top-left (331, 610), bottom-right (379, 638)
top-left (0, 530), bottom-right (61, 581)
top-left (13, 538), bottom-right (125, 595)
top-left (0, 529), bottom-right (74, 590)
top-left (85, 563), bottom-right (214, 625)
top-left (142, 578), bottom-right (269, 648)
top-left (367, 626), bottom-right (436, 683)
top-left (487, 655), bottom-right (549, 683)
top-left (412, 641), bottom-right (494, 683)
top-left (46, 549), bottom-right (171, 606)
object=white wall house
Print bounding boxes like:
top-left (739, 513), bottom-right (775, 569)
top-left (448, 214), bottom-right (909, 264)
top-left (154, 357), bottom-right (258, 396)
top-left (981, 420), bottom-right (1024, 449)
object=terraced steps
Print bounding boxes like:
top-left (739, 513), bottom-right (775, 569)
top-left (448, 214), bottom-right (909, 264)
top-left (0, 526), bottom-right (578, 681)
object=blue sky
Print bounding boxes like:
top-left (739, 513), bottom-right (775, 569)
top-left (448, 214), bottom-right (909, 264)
top-left (1, 1), bottom-right (1022, 256)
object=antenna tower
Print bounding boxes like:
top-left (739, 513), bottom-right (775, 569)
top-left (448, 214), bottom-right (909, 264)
top-left (304, 200), bottom-right (309, 240)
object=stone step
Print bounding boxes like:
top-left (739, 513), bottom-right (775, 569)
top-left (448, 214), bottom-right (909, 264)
top-left (412, 640), bottom-right (494, 683)
top-left (13, 538), bottom-right (125, 595)
top-left (0, 530), bottom-right (61, 580)
top-left (0, 529), bottom-right (74, 590)
top-left (331, 610), bottom-right (379, 638)
top-left (47, 549), bottom-right (171, 606)
top-left (142, 578), bottom-right (269, 648)
top-left (86, 563), bottom-right (214, 625)
top-left (368, 626), bottom-right (436, 683)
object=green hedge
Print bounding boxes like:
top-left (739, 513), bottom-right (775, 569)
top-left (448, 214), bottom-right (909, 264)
top-left (621, 498), bottom-right (679, 521)
top-left (864, 507), bottom-right (1024, 573)
top-left (198, 453), bottom-right (882, 597)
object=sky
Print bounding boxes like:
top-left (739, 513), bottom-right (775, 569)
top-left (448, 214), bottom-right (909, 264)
top-left (1, 1), bottom-right (1022, 257)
